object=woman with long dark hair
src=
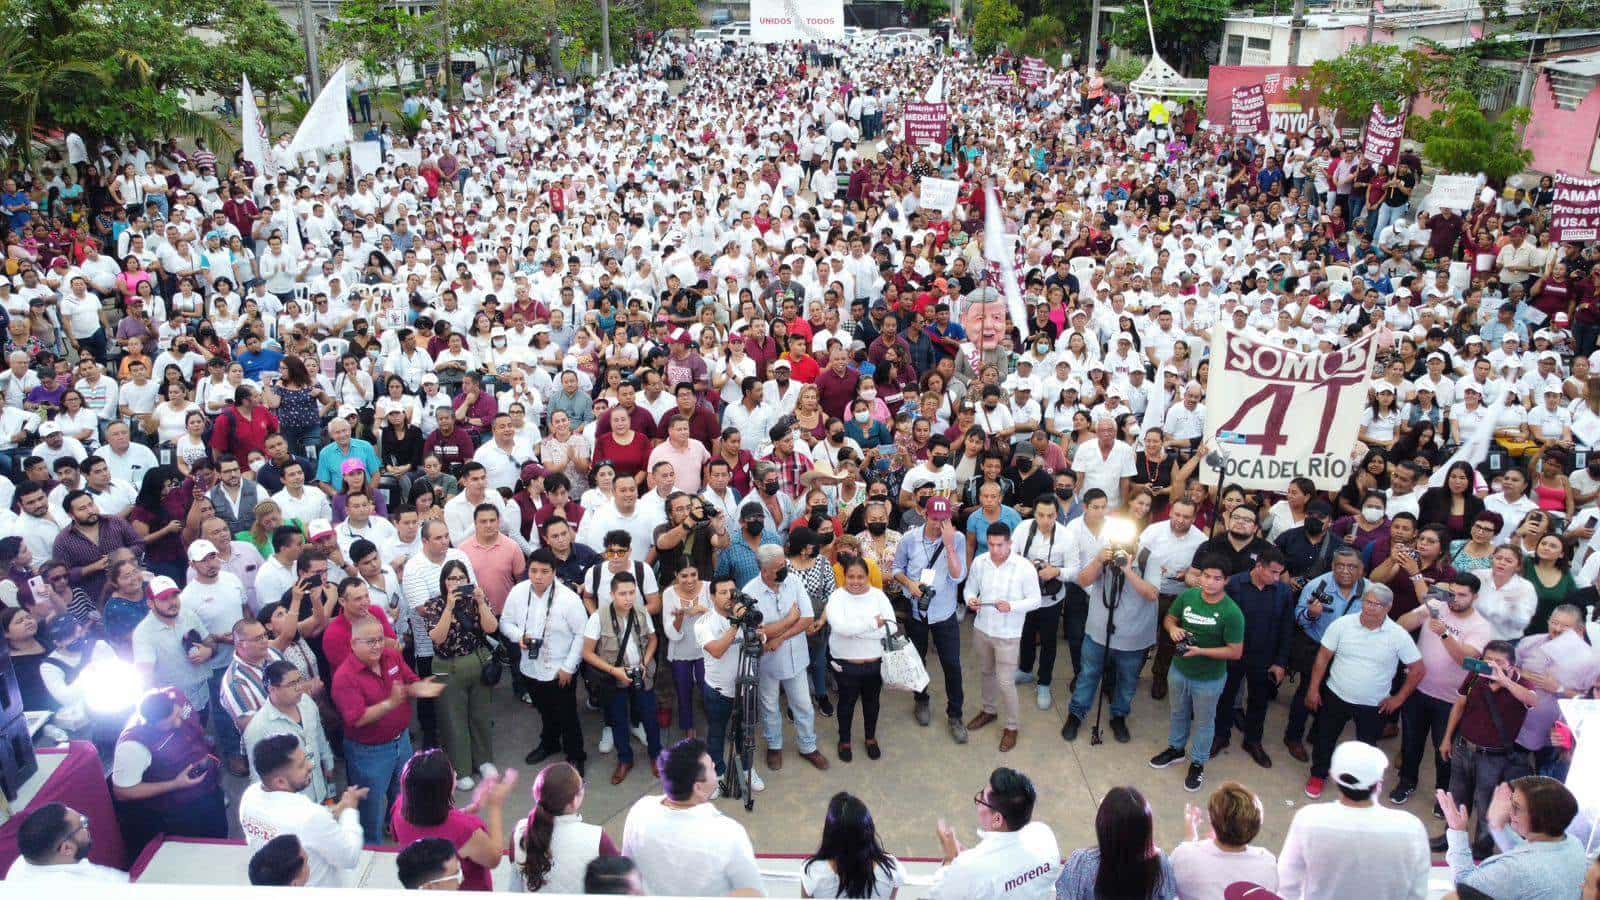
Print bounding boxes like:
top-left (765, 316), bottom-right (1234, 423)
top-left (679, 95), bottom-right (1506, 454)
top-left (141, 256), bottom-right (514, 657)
top-left (510, 761), bottom-right (617, 893)
top-left (128, 465), bottom-right (190, 584)
top-left (801, 792), bottom-right (902, 898)
top-left (1055, 786), bottom-right (1177, 899)
top-left (390, 747), bottom-right (515, 891)
top-left (264, 353), bottom-right (326, 453)
top-left (419, 560), bottom-right (499, 787)
top-left (1416, 459), bottom-right (1485, 541)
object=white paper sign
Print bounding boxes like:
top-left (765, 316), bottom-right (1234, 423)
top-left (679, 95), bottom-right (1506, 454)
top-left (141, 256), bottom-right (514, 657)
top-left (349, 141), bottom-right (383, 178)
top-left (920, 177), bottom-right (960, 214)
top-left (1430, 174), bottom-right (1479, 211)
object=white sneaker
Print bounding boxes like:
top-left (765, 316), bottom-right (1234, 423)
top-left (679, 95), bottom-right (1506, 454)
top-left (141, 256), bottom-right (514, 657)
top-left (749, 770), bottom-right (765, 792)
top-left (1036, 685), bottom-right (1052, 710)
top-left (631, 723), bottom-right (647, 745)
top-left (455, 776), bottom-right (476, 791)
top-left (478, 762), bottom-right (499, 780)
top-left (598, 729), bottom-right (615, 754)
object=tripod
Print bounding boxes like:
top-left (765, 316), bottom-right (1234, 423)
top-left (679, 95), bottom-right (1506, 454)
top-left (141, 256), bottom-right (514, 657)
top-left (723, 618), bottom-right (764, 812)
top-left (1089, 554), bottom-right (1128, 746)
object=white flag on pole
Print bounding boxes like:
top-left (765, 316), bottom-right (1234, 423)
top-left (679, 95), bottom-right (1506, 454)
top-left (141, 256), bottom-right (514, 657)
top-left (240, 74), bottom-right (274, 175)
top-left (924, 71), bottom-right (945, 104)
top-left (287, 63), bottom-right (354, 157)
top-left (982, 182), bottom-right (1027, 336)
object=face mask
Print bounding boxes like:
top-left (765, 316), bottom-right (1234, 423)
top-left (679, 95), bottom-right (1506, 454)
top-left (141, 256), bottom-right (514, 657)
top-left (250, 457), bottom-right (266, 474)
top-left (1055, 488), bottom-right (1074, 501)
top-left (761, 481), bottom-right (780, 496)
top-left (773, 568), bottom-right (789, 584)
top-left (1036, 342), bottom-right (1050, 353)
top-left (1304, 517), bottom-right (1325, 537)
top-left (930, 454), bottom-right (948, 467)
top-left (1361, 507), bottom-right (1383, 524)
top-left (860, 389), bottom-right (877, 401)
top-left (743, 520), bottom-right (763, 537)
top-left (854, 411), bottom-right (870, 424)
top-left (809, 504), bottom-right (828, 517)
top-left (829, 432), bottom-right (845, 443)
top-left (866, 521), bottom-right (888, 536)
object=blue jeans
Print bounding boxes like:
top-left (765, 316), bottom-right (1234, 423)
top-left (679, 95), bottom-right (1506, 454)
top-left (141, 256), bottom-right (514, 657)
top-left (807, 632), bottom-right (830, 699)
top-left (1166, 667), bottom-right (1226, 765)
top-left (1374, 202), bottom-right (1408, 238)
top-left (1067, 638), bottom-right (1147, 721)
top-left (605, 687), bottom-right (662, 766)
top-left (345, 731), bottom-right (412, 843)
top-left (758, 671), bottom-right (818, 754)
top-left (703, 686), bottom-right (735, 776)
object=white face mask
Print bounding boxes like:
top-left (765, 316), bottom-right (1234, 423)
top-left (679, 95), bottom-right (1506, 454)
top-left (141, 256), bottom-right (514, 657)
top-left (854, 411), bottom-right (870, 424)
top-left (1361, 507), bottom-right (1383, 524)
top-left (860, 389), bottom-right (876, 401)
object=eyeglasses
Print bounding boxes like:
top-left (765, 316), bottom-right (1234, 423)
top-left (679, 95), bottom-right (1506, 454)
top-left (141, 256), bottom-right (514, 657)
top-left (354, 636), bottom-right (385, 647)
top-left (973, 789), bottom-right (996, 811)
top-left (604, 548), bottom-right (628, 558)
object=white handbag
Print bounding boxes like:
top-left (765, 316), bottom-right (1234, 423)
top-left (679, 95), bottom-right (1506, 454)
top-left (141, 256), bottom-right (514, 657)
top-left (879, 623), bottom-right (930, 693)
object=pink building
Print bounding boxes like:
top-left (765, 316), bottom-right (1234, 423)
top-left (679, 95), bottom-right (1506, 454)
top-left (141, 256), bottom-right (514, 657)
top-left (1524, 52), bottom-right (1600, 176)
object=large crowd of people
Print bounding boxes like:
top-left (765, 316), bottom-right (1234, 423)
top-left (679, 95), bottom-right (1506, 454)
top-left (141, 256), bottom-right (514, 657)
top-left (0, 22), bottom-right (1597, 899)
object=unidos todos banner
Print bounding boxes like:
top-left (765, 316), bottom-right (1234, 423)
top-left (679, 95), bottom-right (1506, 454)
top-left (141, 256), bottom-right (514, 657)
top-left (749, 0), bottom-right (844, 42)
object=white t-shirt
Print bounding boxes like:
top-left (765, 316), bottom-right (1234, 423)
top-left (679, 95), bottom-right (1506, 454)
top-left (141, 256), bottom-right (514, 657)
top-left (1071, 440), bottom-right (1138, 509)
top-left (1277, 802), bottom-right (1430, 900)
top-left (801, 856), bottom-right (905, 899)
top-left (620, 796), bottom-right (763, 897)
top-left (582, 607), bottom-right (653, 668)
top-left (237, 782), bottom-right (364, 887)
top-left (1169, 840), bottom-right (1278, 900)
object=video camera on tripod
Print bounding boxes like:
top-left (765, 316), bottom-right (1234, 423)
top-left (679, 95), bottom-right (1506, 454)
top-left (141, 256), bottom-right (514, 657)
top-left (723, 590), bottom-right (765, 811)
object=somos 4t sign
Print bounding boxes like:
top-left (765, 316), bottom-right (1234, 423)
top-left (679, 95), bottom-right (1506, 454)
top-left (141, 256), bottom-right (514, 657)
top-left (1204, 329), bottom-right (1381, 491)
top-left (750, 0), bottom-right (844, 41)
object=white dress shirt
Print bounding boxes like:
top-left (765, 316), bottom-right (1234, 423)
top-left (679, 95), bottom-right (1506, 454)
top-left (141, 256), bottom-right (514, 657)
top-left (499, 581), bottom-right (587, 680)
top-left (966, 551), bottom-right (1042, 639)
top-left (238, 782), bottom-right (364, 887)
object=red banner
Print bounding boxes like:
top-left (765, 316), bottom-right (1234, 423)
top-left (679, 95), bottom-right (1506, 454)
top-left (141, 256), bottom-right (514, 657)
top-left (1361, 103), bottom-right (1405, 167)
top-left (988, 73), bottom-right (1014, 90)
top-left (904, 102), bottom-right (950, 146)
top-left (1207, 65), bottom-right (1322, 134)
top-left (1230, 83), bottom-right (1267, 135)
top-left (1551, 173), bottom-right (1600, 243)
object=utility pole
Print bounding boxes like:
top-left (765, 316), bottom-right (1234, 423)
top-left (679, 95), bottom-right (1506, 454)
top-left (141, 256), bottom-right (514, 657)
top-left (599, 0), bottom-right (611, 73)
top-left (1087, 0), bottom-right (1101, 73)
top-left (301, 0), bottom-right (323, 98)
top-left (1365, 2), bottom-right (1376, 44)
top-left (1286, 0), bottom-right (1306, 64)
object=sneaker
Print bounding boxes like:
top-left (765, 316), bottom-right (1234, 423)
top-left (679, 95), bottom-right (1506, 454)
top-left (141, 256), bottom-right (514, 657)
top-left (1389, 782), bottom-right (1417, 805)
top-left (1013, 670), bottom-right (1036, 685)
top-left (1184, 763), bottom-right (1205, 792)
top-left (518, 691), bottom-right (533, 705)
top-left (1035, 685), bottom-right (1052, 710)
top-left (478, 762), bottom-right (499, 780)
top-left (598, 729), bottom-right (615, 754)
top-left (948, 716), bottom-right (969, 744)
top-left (750, 769), bottom-right (765, 792)
top-left (631, 723), bottom-right (647, 745)
top-left (1149, 746), bottom-right (1186, 769)
top-left (455, 776), bottom-right (476, 791)
top-left (1109, 716), bottom-right (1130, 744)
top-left (815, 695), bottom-right (835, 717)
top-left (1305, 776), bottom-right (1325, 799)
top-left (1060, 714), bottom-right (1081, 742)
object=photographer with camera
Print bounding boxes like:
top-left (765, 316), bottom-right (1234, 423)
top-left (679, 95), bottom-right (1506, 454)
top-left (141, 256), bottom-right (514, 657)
top-left (501, 548), bottom-right (589, 773)
top-left (1284, 547), bottom-right (1367, 763)
top-left (582, 572), bottom-right (664, 785)
top-left (419, 559), bottom-right (500, 792)
top-left (111, 686), bottom-right (230, 856)
top-left (695, 575), bottom-right (765, 792)
top-left (891, 495), bottom-right (969, 741)
top-left (651, 491), bottom-right (728, 585)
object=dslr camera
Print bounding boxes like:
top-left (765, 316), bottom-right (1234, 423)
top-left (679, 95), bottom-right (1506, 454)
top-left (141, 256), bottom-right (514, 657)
top-left (729, 594), bottom-right (764, 627)
top-left (624, 665), bottom-right (646, 692)
top-left (521, 635), bottom-right (544, 658)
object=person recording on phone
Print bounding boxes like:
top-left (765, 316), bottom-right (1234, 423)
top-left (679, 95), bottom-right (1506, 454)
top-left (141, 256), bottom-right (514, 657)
top-left (110, 686), bottom-right (230, 856)
top-left (1435, 639), bottom-right (1539, 856)
top-left (1387, 573), bottom-right (1491, 806)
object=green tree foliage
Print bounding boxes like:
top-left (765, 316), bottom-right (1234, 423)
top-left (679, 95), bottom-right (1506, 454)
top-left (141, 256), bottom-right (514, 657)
top-left (1410, 91), bottom-right (1532, 184)
top-left (1004, 14), bottom-right (1066, 57)
top-left (1110, 0), bottom-right (1230, 75)
top-left (0, 0), bottom-right (290, 163)
top-left (451, 0), bottom-right (554, 83)
top-left (1480, 0), bottom-right (1600, 31)
top-left (1296, 43), bottom-right (1418, 119)
top-left (328, 0), bottom-right (440, 90)
top-left (1406, 38), bottom-right (1516, 105)
top-left (972, 0), bottom-right (1021, 56)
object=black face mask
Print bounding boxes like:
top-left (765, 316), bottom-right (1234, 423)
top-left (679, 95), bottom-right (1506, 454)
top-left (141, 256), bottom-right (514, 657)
top-left (743, 520), bottom-right (764, 537)
top-left (1055, 488), bottom-right (1074, 501)
top-left (829, 432), bottom-right (844, 443)
top-left (760, 481), bottom-right (780, 496)
top-left (809, 504), bottom-right (828, 517)
top-left (1304, 516), bottom-right (1325, 537)
top-left (866, 521), bottom-right (888, 535)
top-left (930, 454), bottom-right (948, 467)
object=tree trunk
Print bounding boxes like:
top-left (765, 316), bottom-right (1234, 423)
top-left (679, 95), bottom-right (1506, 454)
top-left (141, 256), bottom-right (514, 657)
top-left (599, 0), bottom-right (612, 73)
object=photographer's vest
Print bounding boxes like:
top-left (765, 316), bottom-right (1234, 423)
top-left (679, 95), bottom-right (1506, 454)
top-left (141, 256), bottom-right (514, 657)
top-left (594, 605), bottom-right (655, 691)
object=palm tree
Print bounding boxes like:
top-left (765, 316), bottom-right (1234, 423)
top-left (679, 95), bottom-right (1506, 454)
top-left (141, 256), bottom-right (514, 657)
top-left (0, 26), bottom-right (110, 166)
